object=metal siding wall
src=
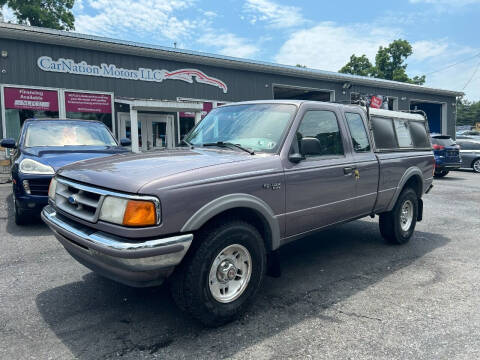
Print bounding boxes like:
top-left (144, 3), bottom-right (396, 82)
top-left (0, 38), bottom-right (457, 136)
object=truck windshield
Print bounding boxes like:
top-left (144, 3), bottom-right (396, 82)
top-left (185, 104), bottom-right (297, 153)
top-left (24, 121), bottom-right (117, 147)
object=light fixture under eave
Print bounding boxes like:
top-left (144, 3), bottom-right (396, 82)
top-left (1, 50), bottom-right (7, 58)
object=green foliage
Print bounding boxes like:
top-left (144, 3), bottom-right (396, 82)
top-left (0, 0), bottom-right (75, 31)
top-left (339, 55), bottom-right (373, 77)
top-left (339, 39), bottom-right (425, 85)
top-left (296, 64), bottom-right (307, 68)
top-left (456, 98), bottom-right (480, 127)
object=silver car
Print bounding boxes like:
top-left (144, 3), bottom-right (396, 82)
top-left (457, 139), bottom-right (480, 173)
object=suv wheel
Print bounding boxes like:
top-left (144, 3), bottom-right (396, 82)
top-left (472, 159), bottom-right (480, 173)
top-left (379, 188), bottom-right (418, 245)
top-left (170, 220), bottom-right (266, 326)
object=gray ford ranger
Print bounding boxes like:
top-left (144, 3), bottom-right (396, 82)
top-left (42, 100), bottom-right (434, 326)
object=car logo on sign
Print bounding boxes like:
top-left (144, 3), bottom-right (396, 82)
top-left (68, 195), bottom-right (78, 205)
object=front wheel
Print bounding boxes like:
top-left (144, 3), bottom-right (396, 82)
top-left (379, 188), bottom-right (418, 245)
top-left (170, 220), bottom-right (266, 327)
top-left (472, 159), bottom-right (480, 173)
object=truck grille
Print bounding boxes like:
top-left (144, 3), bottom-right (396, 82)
top-left (54, 178), bottom-right (103, 222)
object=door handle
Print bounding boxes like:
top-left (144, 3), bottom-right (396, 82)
top-left (343, 166), bottom-right (355, 175)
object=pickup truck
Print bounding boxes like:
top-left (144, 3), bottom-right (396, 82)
top-left (42, 100), bottom-right (434, 326)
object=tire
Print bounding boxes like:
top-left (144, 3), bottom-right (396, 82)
top-left (13, 196), bottom-right (29, 226)
top-left (379, 188), bottom-right (418, 245)
top-left (472, 159), bottom-right (480, 173)
top-left (434, 170), bottom-right (449, 178)
top-left (170, 220), bottom-right (266, 327)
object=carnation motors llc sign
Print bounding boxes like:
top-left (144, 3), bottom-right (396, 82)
top-left (37, 56), bottom-right (228, 93)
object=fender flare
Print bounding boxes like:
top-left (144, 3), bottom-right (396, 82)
top-left (386, 166), bottom-right (424, 211)
top-left (181, 193), bottom-right (281, 250)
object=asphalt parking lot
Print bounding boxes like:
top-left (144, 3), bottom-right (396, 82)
top-left (1, 171), bottom-right (479, 360)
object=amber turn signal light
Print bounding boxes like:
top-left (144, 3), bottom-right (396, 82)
top-left (122, 200), bottom-right (156, 226)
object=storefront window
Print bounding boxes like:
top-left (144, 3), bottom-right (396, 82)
top-left (3, 87), bottom-right (59, 139)
top-left (65, 92), bottom-right (113, 130)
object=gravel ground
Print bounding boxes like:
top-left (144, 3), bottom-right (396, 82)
top-left (0, 170), bottom-right (479, 359)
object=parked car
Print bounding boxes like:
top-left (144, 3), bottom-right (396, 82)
top-left (430, 134), bottom-right (461, 177)
top-left (1, 119), bottom-right (131, 225)
top-left (456, 130), bottom-right (480, 141)
top-left (456, 139), bottom-right (480, 173)
top-left (42, 101), bottom-right (434, 326)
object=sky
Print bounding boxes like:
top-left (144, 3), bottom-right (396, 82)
top-left (3, 0), bottom-right (480, 99)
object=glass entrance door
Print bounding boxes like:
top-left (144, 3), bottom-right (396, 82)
top-left (118, 112), bottom-right (174, 151)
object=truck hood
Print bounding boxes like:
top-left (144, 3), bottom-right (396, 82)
top-left (57, 148), bottom-right (254, 193)
top-left (23, 146), bottom-right (129, 171)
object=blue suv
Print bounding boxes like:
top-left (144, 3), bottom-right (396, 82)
top-left (1, 119), bottom-right (131, 225)
top-left (431, 134), bottom-right (461, 178)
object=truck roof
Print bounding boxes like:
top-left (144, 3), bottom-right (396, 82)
top-left (221, 100), bottom-right (426, 121)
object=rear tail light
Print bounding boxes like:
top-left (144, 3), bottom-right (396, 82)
top-left (432, 144), bottom-right (444, 150)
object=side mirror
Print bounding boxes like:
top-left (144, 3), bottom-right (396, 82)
top-left (0, 138), bottom-right (16, 149)
top-left (288, 153), bottom-right (305, 164)
top-left (120, 138), bottom-right (131, 146)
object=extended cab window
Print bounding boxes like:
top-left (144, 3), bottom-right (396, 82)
top-left (296, 110), bottom-right (344, 157)
top-left (345, 112), bottom-right (370, 152)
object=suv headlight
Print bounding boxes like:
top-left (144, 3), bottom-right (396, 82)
top-left (99, 196), bottom-right (160, 227)
top-left (20, 159), bottom-right (54, 175)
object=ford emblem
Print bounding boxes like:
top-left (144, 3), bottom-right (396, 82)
top-left (68, 195), bottom-right (78, 205)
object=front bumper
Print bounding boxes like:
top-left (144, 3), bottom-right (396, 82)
top-left (41, 205), bottom-right (193, 287)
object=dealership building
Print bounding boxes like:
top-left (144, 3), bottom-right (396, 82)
top-left (0, 22), bottom-right (463, 154)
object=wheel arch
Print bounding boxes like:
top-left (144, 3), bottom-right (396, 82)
top-left (386, 167), bottom-right (424, 212)
top-left (181, 194), bottom-right (281, 251)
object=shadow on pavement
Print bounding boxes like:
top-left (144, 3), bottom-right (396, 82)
top-left (36, 219), bottom-right (449, 359)
top-left (5, 193), bottom-right (49, 236)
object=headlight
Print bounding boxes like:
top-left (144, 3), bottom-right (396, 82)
top-left (19, 159), bottom-right (54, 175)
top-left (48, 177), bottom-right (57, 200)
top-left (99, 196), bottom-right (159, 227)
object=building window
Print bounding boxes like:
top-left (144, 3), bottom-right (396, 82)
top-left (65, 92), bottom-right (113, 130)
top-left (3, 87), bottom-right (59, 139)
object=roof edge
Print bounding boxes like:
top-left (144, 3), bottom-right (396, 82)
top-left (0, 22), bottom-right (464, 98)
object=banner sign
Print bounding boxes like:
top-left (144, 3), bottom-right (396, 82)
top-left (37, 56), bottom-right (228, 93)
top-left (65, 92), bottom-right (112, 113)
top-left (4, 87), bottom-right (59, 111)
top-left (370, 96), bottom-right (383, 109)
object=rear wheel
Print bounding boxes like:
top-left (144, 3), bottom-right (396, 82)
top-left (472, 159), bottom-right (480, 173)
top-left (434, 170), bottom-right (449, 178)
top-left (170, 220), bottom-right (266, 327)
top-left (379, 188), bottom-right (418, 245)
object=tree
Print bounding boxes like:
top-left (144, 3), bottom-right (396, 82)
top-left (296, 64), bottom-right (307, 68)
top-left (456, 98), bottom-right (480, 127)
top-left (0, 0), bottom-right (75, 31)
top-left (339, 39), bottom-right (425, 85)
top-left (339, 54), bottom-right (374, 77)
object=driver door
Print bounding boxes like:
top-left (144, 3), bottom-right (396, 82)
top-left (283, 107), bottom-right (357, 237)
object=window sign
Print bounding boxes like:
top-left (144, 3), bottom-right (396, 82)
top-left (65, 92), bottom-right (112, 113)
top-left (4, 87), bottom-right (58, 111)
top-left (3, 87), bottom-right (59, 140)
top-left (65, 91), bottom-right (113, 130)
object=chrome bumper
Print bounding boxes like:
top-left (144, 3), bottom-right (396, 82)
top-left (41, 205), bottom-right (193, 287)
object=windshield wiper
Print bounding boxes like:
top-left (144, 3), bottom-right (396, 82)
top-left (202, 141), bottom-right (255, 155)
top-left (181, 139), bottom-right (194, 149)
